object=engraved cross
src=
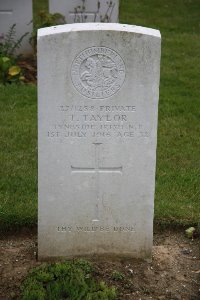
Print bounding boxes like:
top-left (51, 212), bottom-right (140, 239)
top-left (71, 143), bottom-right (122, 222)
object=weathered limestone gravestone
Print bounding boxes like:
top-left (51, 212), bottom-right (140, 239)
top-left (38, 23), bottom-right (161, 260)
top-left (0, 0), bottom-right (32, 53)
top-left (49, 0), bottom-right (119, 23)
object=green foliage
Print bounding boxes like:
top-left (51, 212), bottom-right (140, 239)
top-left (30, 11), bottom-right (66, 53)
top-left (0, 24), bottom-right (27, 85)
top-left (0, 24), bottom-right (28, 58)
top-left (111, 270), bottom-right (125, 281)
top-left (74, 258), bottom-right (95, 274)
top-left (0, 84), bottom-right (37, 231)
top-left (185, 227), bottom-right (196, 239)
top-left (0, 56), bottom-right (24, 85)
top-left (21, 260), bottom-right (116, 300)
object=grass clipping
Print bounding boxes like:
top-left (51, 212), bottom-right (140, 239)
top-left (20, 259), bottom-right (116, 300)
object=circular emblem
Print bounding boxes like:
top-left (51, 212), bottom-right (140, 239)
top-left (71, 47), bottom-right (126, 99)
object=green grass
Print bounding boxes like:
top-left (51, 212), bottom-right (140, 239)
top-left (121, 0), bottom-right (200, 225)
top-left (0, 0), bottom-right (200, 230)
top-left (0, 85), bottom-right (37, 230)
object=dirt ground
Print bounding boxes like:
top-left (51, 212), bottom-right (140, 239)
top-left (0, 228), bottom-right (199, 300)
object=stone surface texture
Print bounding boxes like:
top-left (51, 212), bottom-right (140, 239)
top-left (0, 0), bottom-right (32, 53)
top-left (38, 23), bottom-right (161, 260)
top-left (49, 0), bottom-right (119, 23)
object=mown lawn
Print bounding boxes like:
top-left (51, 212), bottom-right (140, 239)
top-left (0, 85), bottom-right (37, 229)
top-left (121, 0), bottom-right (200, 225)
top-left (0, 0), bottom-right (199, 230)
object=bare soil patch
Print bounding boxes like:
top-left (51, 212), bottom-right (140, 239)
top-left (0, 228), bottom-right (199, 300)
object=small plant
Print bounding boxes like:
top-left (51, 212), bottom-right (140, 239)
top-left (30, 11), bottom-right (66, 53)
top-left (185, 226), bottom-right (199, 239)
top-left (73, 0), bottom-right (115, 23)
top-left (0, 56), bottom-right (24, 85)
top-left (21, 259), bottom-right (116, 300)
top-left (0, 24), bottom-right (27, 85)
top-left (111, 270), bottom-right (125, 281)
top-left (0, 24), bottom-right (28, 58)
top-left (100, 1), bottom-right (115, 22)
top-left (124, 279), bottom-right (133, 290)
top-left (74, 258), bottom-right (94, 274)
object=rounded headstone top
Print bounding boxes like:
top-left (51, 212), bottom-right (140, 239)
top-left (38, 23), bottom-right (161, 39)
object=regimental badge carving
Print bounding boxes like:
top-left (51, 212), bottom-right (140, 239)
top-left (71, 47), bottom-right (126, 99)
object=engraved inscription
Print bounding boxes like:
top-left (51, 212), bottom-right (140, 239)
top-left (57, 225), bottom-right (136, 233)
top-left (47, 104), bottom-right (150, 139)
top-left (71, 47), bottom-right (126, 99)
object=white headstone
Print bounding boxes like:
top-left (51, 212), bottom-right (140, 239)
top-left (0, 0), bottom-right (32, 54)
top-left (49, 0), bottom-right (119, 23)
top-left (38, 23), bottom-right (161, 260)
